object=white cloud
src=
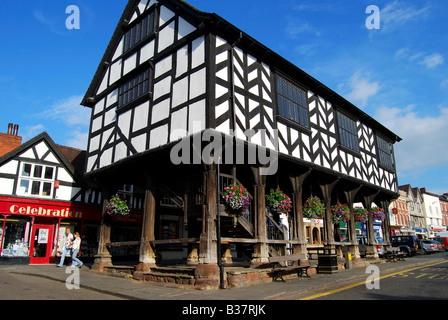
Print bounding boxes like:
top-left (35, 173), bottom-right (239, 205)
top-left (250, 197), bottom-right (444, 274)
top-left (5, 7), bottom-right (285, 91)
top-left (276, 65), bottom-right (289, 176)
top-left (65, 129), bottom-right (89, 150)
top-left (345, 71), bottom-right (380, 108)
top-left (420, 53), bottom-right (444, 68)
top-left (441, 79), bottom-right (448, 89)
top-left (21, 124), bottom-right (46, 142)
top-left (374, 105), bottom-right (448, 177)
top-left (381, 1), bottom-right (430, 32)
top-left (38, 95), bottom-right (90, 126)
top-left (285, 20), bottom-right (321, 39)
top-left (394, 48), bottom-right (444, 69)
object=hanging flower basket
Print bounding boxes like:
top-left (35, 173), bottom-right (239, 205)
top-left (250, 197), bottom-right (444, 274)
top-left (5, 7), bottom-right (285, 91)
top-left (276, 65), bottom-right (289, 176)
top-left (331, 203), bottom-right (350, 223)
top-left (106, 194), bottom-right (130, 216)
top-left (353, 207), bottom-right (368, 223)
top-left (222, 184), bottom-right (250, 214)
top-left (371, 207), bottom-right (386, 221)
top-left (266, 189), bottom-right (292, 215)
top-left (303, 196), bottom-right (325, 219)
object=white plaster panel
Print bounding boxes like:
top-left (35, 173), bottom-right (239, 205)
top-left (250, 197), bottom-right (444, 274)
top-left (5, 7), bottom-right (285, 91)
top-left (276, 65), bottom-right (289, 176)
top-left (0, 160), bottom-right (18, 175)
top-left (172, 77), bottom-right (189, 108)
top-left (150, 124), bottom-right (168, 149)
top-left (114, 142), bottom-right (127, 162)
top-left (57, 168), bottom-right (74, 183)
top-left (153, 76), bottom-right (171, 100)
top-left (178, 17), bottom-right (195, 39)
top-left (191, 36), bottom-right (205, 69)
top-left (89, 134), bottom-right (100, 152)
top-left (159, 6), bottom-right (175, 25)
top-left (151, 98), bottom-right (171, 124)
top-left (106, 89), bottom-right (118, 107)
top-left (0, 178), bottom-right (14, 195)
top-left (189, 100), bottom-right (206, 135)
top-left (94, 98), bottom-right (105, 115)
top-left (140, 40), bottom-right (155, 64)
top-left (109, 59), bottom-right (122, 85)
top-left (155, 54), bottom-right (172, 78)
top-left (123, 52), bottom-right (137, 75)
top-left (133, 101), bottom-right (150, 132)
top-left (91, 115), bottom-right (103, 133)
top-left (176, 45), bottom-right (188, 77)
top-left (97, 68), bottom-right (109, 95)
top-left (112, 37), bottom-right (124, 61)
top-left (131, 133), bottom-right (147, 153)
top-left (118, 109), bottom-right (132, 139)
top-left (170, 108), bottom-right (188, 141)
top-left (189, 68), bottom-right (206, 99)
top-left (35, 142), bottom-right (49, 159)
top-left (158, 21), bottom-right (175, 52)
top-left (99, 148), bottom-right (113, 168)
top-left (104, 107), bottom-right (117, 126)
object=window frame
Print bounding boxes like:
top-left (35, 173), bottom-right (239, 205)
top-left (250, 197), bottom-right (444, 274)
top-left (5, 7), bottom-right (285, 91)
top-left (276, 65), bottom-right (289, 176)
top-left (17, 162), bottom-right (56, 198)
top-left (123, 10), bottom-right (156, 54)
top-left (117, 68), bottom-right (151, 110)
top-left (275, 74), bottom-right (310, 130)
top-left (336, 110), bottom-right (360, 153)
top-left (376, 134), bottom-right (395, 170)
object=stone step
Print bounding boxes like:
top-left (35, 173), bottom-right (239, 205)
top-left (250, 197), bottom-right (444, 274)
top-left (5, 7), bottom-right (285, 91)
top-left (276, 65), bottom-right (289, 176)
top-left (142, 271), bottom-right (195, 286)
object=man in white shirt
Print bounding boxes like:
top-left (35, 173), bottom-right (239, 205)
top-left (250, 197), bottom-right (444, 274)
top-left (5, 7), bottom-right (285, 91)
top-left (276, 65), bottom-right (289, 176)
top-left (57, 228), bottom-right (73, 267)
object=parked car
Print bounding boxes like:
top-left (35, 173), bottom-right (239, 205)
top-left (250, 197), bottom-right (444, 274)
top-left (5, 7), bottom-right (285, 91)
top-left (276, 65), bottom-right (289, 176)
top-left (391, 235), bottom-right (419, 256)
top-left (357, 236), bottom-right (385, 257)
top-left (430, 237), bottom-right (448, 251)
top-left (417, 239), bottom-right (442, 254)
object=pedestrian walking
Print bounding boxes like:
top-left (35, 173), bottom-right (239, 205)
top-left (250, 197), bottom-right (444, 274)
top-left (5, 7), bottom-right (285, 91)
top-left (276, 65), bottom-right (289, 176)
top-left (57, 228), bottom-right (73, 267)
top-left (70, 232), bottom-right (83, 268)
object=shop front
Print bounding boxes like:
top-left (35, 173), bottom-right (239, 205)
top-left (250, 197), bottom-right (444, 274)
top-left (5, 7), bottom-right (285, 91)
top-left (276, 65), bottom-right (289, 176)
top-left (0, 196), bottom-right (102, 265)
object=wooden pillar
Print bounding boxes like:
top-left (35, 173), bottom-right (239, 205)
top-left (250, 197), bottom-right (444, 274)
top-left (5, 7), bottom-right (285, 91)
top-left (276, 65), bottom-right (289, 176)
top-left (92, 195), bottom-right (113, 271)
top-left (380, 199), bottom-right (392, 249)
top-left (319, 177), bottom-right (339, 247)
top-left (251, 166), bottom-right (269, 266)
top-left (289, 169), bottom-right (311, 256)
top-left (343, 184), bottom-right (362, 263)
top-left (194, 164), bottom-right (220, 289)
top-left (135, 179), bottom-right (158, 274)
top-left (362, 191), bottom-right (380, 260)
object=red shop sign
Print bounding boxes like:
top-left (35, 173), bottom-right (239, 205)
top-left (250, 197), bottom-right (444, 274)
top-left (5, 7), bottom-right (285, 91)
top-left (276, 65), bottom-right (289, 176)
top-left (0, 196), bottom-right (101, 221)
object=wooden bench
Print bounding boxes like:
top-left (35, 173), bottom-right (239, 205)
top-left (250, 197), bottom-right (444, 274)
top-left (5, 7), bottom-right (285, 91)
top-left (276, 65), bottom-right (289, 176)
top-left (384, 247), bottom-right (406, 262)
top-left (268, 254), bottom-right (312, 282)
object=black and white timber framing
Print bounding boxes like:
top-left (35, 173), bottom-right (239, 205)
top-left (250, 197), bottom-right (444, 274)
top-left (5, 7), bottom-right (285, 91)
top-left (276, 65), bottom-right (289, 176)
top-left (81, 0), bottom-right (402, 282)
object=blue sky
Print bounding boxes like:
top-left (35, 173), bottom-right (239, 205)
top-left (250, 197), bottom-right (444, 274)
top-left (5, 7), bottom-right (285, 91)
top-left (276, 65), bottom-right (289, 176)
top-left (1, 0), bottom-right (447, 194)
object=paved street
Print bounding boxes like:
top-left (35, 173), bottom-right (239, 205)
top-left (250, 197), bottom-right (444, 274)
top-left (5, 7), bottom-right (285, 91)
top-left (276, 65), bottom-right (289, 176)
top-left (302, 258), bottom-right (448, 300)
top-left (0, 252), bottom-right (447, 303)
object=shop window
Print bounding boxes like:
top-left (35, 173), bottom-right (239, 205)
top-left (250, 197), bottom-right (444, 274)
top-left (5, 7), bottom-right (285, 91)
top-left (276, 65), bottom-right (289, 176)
top-left (123, 10), bottom-right (155, 53)
top-left (17, 162), bottom-right (55, 198)
top-left (1, 217), bottom-right (32, 257)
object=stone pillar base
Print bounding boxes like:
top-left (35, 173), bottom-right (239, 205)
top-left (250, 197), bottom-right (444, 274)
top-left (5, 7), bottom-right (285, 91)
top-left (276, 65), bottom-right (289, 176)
top-left (133, 262), bottom-right (156, 280)
top-left (365, 245), bottom-right (380, 261)
top-left (91, 254), bottom-right (112, 272)
top-left (194, 263), bottom-right (223, 290)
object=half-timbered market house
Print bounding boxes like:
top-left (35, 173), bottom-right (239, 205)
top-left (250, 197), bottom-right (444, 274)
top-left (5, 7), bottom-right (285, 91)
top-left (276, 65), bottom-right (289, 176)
top-left (81, 0), bottom-right (402, 288)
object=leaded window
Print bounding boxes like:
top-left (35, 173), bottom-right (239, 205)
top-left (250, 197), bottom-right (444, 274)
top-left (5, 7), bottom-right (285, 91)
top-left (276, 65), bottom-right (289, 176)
top-left (124, 11), bottom-right (155, 53)
top-left (276, 76), bottom-right (309, 127)
top-left (118, 69), bottom-right (150, 108)
top-left (337, 112), bottom-right (359, 152)
top-left (377, 135), bottom-right (394, 169)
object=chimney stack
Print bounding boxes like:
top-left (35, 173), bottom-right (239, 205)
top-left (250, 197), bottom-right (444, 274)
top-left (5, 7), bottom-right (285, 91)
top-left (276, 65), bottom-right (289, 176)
top-left (0, 123), bottom-right (22, 157)
top-left (420, 187), bottom-right (427, 194)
